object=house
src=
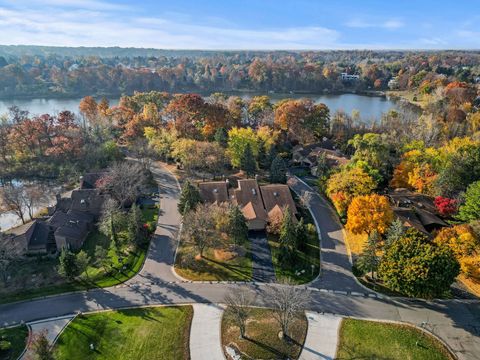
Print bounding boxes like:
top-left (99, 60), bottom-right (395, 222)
top-left (198, 179), bottom-right (298, 231)
top-left (48, 210), bottom-right (94, 251)
top-left (4, 220), bottom-right (55, 255)
top-left (292, 142), bottom-right (349, 176)
top-left (340, 72), bottom-right (360, 81)
top-left (198, 181), bottom-right (229, 204)
top-left (388, 188), bottom-right (448, 235)
top-left (231, 180), bottom-right (268, 231)
top-left (260, 184), bottom-right (297, 219)
top-left (388, 77), bottom-right (399, 90)
top-left (70, 189), bottom-right (105, 218)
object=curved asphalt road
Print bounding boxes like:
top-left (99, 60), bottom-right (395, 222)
top-left (0, 163), bottom-right (479, 360)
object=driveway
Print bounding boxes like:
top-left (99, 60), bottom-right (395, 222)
top-left (287, 176), bottom-right (367, 293)
top-left (249, 230), bottom-right (276, 283)
top-left (0, 163), bottom-right (479, 360)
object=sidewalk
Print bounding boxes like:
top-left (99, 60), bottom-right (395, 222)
top-left (190, 304), bottom-right (225, 360)
top-left (299, 312), bottom-right (342, 360)
top-left (21, 315), bottom-right (75, 359)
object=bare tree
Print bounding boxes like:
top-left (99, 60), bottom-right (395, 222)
top-left (224, 288), bottom-right (255, 339)
top-left (24, 185), bottom-right (46, 220)
top-left (0, 184), bottom-right (27, 224)
top-left (181, 203), bottom-right (218, 258)
top-left (98, 161), bottom-right (148, 208)
top-left (28, 329), bottom-right (54, 360)
top-left (263, 283), bottom-right (310, 340)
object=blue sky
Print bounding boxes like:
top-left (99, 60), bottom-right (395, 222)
top-left (0, 0), bottom-right (479, 49)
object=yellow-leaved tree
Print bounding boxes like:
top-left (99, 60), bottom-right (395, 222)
top-left (326, 167), bottom-right (376, 217)
top-left (434, 225), bottom-right (480, 280)
top-left (346, 194), bottom-right (394, 235)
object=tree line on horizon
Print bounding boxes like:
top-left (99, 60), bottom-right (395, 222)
top-left (0, 48), bottom-right (479, 98)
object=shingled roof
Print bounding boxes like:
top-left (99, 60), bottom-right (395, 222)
top-left (260, 184), bottom-right (297, 216)
top-left (198, 181), bottom-right (229, 204)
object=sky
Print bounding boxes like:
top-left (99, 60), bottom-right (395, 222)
top-left (0, 0), bottom-right (479, 50)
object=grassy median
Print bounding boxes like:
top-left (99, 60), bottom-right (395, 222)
top-left (54, 306), bottom-right (192, 360)
top-left (337, 318), bottom-right (454, 360)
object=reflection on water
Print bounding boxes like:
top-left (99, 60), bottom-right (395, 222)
top-left (0, 180), bottom-right (62, 231)
top-left (0, 93), bottom-right (403, 123)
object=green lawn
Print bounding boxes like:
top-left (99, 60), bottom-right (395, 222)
top-left (269, 202), bottom-right (320, 284)
top-left (337, 319), bottom-right (454, 360)
top-left (222, 308), bottom-right (307, 359)
top-left (0, 325), bottom-right (28, 360)
top-left (175, 243), bottom-right (252, 281)
top-left (54, 306), bottom-right (192, 360)
top-left (0, 207), bottom-right (157, 304)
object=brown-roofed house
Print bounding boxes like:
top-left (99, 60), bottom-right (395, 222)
top-left (198, 181), bottom-right (229, 204)
top-left (197, 179), bottom-right (298, 231)
top-left (388, 188), bottom-right (448, 235)
top-left (260, 184), bottom-right (298, 222)
top-left (231, 180), bottom-right (268, 231)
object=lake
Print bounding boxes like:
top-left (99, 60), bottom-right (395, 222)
top-left (0, 93), bottom-right (402, 122)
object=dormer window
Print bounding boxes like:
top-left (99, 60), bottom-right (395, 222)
top-left (251, 188), bottom-right (256, 195)
top-left (273, 192), bottom-right (278, 197)
top-left (213, 188), bottom-right (218, 193)
top-left (80, 199), bottom-right (86, 204)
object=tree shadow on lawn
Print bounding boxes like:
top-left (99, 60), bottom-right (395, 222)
top-left (242, 336), bottom-right (289, 358)
top-left (201, 255), bottom-right (251, 280)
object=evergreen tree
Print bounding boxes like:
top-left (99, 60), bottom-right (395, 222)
top-left (58, 248), bottom-right (79, 280)
top-left (270, 155), bottom-right (287, 184)
top-left (384, 218), bottom-right (406, 248)
top-left (316, 152), bottom-right (330, 177)
top-left (75, 250), bottom-right (90, 280)
top-left (127, 204), bottom-right (144, 245)
top-left (356, 231), bottom-right (380, 281)
top-left (178, 180), bottom-right (202, 215)
top-left (240, 143), bottom-right (257, 177)
top-left (257, 140), bottom-right (268, 169)
top-left (228, 205), bottom-right (248, 246)
top-left (295, 218), bottom-right (308, 251)
top-left (214, 127), bottom-right (228, 148)
top-left (279, 207), bottom-right (297, 263)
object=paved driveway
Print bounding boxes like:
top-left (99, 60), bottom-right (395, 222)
top-left (249, 230), bottom-right (276, 283)
top-left (0, 164), bottom-right (479, 360)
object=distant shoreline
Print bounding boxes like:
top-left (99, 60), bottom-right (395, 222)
top-left (0, 89), bottom-right (388, 101)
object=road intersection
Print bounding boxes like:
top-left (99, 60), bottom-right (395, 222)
top-left (0, 163), bottom-right (479, 359)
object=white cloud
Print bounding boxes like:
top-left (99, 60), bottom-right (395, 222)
top-left (0, 5), bottom-right (341, 49)
top-left (345, 18), bottom-right (404, 29)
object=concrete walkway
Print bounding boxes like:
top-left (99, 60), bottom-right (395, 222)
top-left (300, 312), bottom-right (342, 360)
top-left (190, 304), bottom-right (225, 360)
top-left (21, 315), bottom-right (75, 359)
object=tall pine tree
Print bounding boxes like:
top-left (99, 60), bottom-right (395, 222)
top-left (240, 143), bottom-right (256, 178)
top-left (228, 205), bottom-right (248, 246)
top-left (279, 207), bottom-right (297, 263)
top-left (178, 180), bottom-right (202, 215)
top-left (270, 155), bottom-right (287, 184)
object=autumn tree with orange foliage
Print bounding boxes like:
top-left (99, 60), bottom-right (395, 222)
top-left (346, 194), bottom-right (394, 235)
top-left (274, 99), bottom-right (329, 143)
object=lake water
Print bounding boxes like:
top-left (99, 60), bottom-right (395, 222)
top-left (0, 93), bottom-right (401, 122)
top-left (0, 181), bottom-right (62, 231)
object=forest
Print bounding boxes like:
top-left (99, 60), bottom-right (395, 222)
top-left (0, 46), bottom-right (479, 98)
